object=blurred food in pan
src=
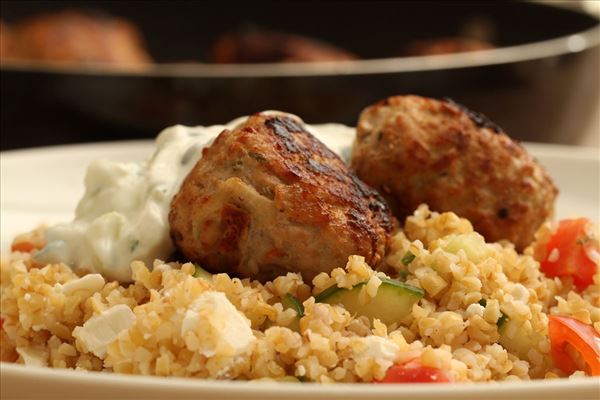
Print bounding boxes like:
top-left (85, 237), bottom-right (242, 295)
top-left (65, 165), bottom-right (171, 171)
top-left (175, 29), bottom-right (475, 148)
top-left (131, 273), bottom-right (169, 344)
top-left (0, 10), bottom-right (152, 66)
top-left (0, 21), bottom-right (16, 59)
top-left (210, 28), bottom-right (357, 63)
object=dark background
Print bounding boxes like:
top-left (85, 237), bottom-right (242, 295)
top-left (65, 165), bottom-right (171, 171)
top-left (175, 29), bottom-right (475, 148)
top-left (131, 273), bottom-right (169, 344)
top-left (1, 1), bottom-right (598, 149)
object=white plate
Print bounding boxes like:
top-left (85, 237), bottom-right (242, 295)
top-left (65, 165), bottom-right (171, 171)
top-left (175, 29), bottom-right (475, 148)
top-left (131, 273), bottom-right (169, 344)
top-left (1, 139), bottom-right (599, 399)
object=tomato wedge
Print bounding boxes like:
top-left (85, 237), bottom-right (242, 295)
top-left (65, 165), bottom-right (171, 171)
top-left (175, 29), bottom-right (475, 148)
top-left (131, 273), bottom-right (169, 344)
top-left (548, 315), bottom-right (600, 376)
top-left (540, 218), bottom-right (599, 291)
top-left (376, 358), bottom-right (452, 383)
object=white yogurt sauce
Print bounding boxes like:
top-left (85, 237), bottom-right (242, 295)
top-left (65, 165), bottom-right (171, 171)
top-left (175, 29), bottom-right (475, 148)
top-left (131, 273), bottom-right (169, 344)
top-left (35, 113), bottom-right (355, 282)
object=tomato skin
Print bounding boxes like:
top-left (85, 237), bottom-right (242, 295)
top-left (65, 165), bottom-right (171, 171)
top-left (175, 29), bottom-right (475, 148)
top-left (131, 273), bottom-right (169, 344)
top-left (540, 218), bottom-right (598, 291)
top-left (376, 359), bottom-right (452, 383)
top-left (548, 315), bottom-right (600, 376)
top-left (10, 241), bottom-right (36, 253)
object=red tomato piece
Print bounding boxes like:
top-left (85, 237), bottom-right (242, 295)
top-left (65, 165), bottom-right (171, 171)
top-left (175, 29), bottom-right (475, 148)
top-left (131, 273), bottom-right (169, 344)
top-left (376, 358), bottom-right (452, 383)
top-left (10, 241), bottom-right (36, 253)
top-left (540, 218), bottom-right (599, 291)
top-left (548, 315), bottom-right (600, 376)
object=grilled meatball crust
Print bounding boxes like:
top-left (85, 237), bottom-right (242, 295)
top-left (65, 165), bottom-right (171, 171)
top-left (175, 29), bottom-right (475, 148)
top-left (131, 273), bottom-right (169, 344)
top-left (351, 95), bottom-right (557, 251)
top-left (170, 112), bottom-right (393, 281)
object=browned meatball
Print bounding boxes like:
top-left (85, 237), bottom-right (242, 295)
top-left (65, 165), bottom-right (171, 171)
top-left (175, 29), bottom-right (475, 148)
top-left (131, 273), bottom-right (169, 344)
top-left (10, 10), bottom-right (151, 66)
top-left (211, 29), bottom-right (356, 63)
top-left (170, 112), bottom-right (393, 281)
top-left (351, 95), bottom-right (557, 251)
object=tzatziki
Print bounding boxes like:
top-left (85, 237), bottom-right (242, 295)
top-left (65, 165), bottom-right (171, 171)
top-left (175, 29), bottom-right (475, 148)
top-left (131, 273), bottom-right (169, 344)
top-left (35, 114), bottom-right (355, 282)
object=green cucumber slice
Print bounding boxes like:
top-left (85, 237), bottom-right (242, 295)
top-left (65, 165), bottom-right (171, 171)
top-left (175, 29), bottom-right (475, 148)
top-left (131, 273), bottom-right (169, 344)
top-left (192, 264), bottom-right (212, 281)
top-left (498, 317), bottom-right (543, 360)
top-left (315, 277), bottom-right (424, 325)
top-left (443, 233), bottom-right (488, 263)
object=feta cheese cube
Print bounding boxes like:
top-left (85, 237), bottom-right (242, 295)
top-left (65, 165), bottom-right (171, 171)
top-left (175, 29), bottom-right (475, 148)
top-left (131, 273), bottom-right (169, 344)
top-left (73, 304), bottom-right (135, 357)
top-left (181, 291), bottom-right (255, 358)
top-left (60, 274), bottom-right (105, 296)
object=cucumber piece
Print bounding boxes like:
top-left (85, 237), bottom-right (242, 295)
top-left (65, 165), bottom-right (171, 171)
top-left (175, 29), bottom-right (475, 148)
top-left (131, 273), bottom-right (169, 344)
top-left (315, 277), bottom-right (424, 325)
top-left (498, 317), bottom-right (541, 360)
top-left (192, 264), bottom-right (212, 281)
top-left (443, 233), bottom-right (488, 263)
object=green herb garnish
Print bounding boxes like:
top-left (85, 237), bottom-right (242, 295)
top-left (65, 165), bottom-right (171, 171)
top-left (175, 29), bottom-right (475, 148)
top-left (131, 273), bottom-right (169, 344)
top-left (193, 264), bottom-right (212, 281)
top-left (401, 251), bottom-right (416, 266)
top-left (129, 240), bottom-right (139, 253)
top-left (478, 298), bottom-right (507, 328)
top-left (397, 269), bottom-right (409, 279)
top-left (497, 313), bottom-right (508, 328)
top-left (283, 294), bottom-right (304, 318)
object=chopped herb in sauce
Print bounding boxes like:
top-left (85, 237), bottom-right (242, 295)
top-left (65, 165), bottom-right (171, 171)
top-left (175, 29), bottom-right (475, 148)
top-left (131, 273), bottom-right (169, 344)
top-left (181, 144), bottom-right (201, 165)
top-left (129, 240), bottom-right (139, 253)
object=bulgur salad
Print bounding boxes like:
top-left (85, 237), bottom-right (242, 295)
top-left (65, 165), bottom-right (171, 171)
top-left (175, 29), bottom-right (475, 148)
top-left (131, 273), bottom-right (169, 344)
top-left (1, 96), bottom-right (599, 384)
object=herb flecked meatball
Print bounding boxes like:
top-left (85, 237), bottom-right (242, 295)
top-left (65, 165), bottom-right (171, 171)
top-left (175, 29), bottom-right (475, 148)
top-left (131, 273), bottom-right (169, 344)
top-left (170, 112), bottom-right (393, 281)
top-left (351, 95), bottom-right (557, 251)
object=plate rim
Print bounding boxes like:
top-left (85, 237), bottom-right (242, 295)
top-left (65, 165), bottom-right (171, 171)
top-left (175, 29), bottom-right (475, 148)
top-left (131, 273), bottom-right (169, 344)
top-left (1, 362), bottom-right (599, 397)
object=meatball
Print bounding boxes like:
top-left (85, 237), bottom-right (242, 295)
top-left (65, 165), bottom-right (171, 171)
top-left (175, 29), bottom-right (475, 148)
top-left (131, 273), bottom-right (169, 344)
top-left (351, 95), bottom-right (557, 251)
top-left (170, 112), bottom-right (393, 281)
top-left (211, 29), bottom-right (356, 63)
top-left (9, 10), bottom-right (151, 66)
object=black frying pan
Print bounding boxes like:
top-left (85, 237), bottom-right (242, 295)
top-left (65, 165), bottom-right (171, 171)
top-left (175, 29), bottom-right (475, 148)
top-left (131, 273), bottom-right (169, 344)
top-left (1, 0), bottom-right (598, 149)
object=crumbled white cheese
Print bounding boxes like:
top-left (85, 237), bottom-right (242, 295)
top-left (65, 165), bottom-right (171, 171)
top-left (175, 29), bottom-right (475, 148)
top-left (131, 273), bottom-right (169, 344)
top-left (60, 273), bottom-right (105, 296)
top-left (465, 303), bottom-right (485, 318)
top-left (510, 283), bottom-right (530, 303)
top-left (16, 346), bottom-right (48, 367)
top-left (351, 335), bottom-right (399, 366)
top-left (181, 291), bottom-right (255, 358)
top-left (73, 304), bottom-right (136, 357)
